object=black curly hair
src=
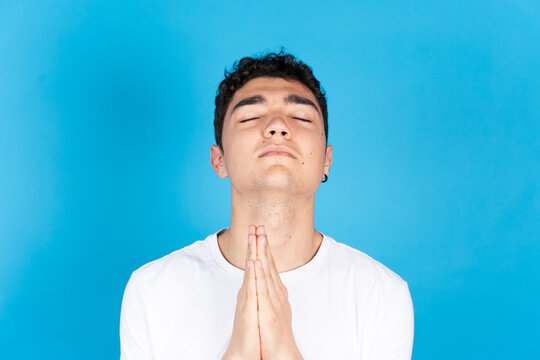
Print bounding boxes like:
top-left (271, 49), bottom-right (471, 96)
top-left (214, 50), bottom-right (328, 151)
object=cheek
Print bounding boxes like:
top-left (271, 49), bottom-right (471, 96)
top-left (297, 127), bottom-right (326, 154)
top-left (306, 150), bottom-right (327, 172)
top-left (298, 138), bottom-right (327, 174)
top-left (222, 130), bottom-right (254, 172)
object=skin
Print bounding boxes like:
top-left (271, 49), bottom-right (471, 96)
top-left (210, 77), bottom-right (333, 360)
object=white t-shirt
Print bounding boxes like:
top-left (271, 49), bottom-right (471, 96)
top-left (120, 230), bottom-right (414, 360)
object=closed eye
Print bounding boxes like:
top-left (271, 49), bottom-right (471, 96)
top-left (240, 117), bottom-right (260, 123)
top-left (293, 117), bottom-right (312, 123)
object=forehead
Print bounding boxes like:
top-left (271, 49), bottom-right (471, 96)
top-left (228, 77), bottom-right (319, 110)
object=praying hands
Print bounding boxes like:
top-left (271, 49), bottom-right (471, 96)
top-left (223, 225), bottom-right (303, 360)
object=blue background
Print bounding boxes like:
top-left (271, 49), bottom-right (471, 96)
top-left (1, 1), bottom-right (538, 358)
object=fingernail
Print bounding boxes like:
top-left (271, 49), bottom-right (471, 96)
top-left (262, 236), bottom-right (266, 245)
top-left (260, 226), bottom-right (266, 235)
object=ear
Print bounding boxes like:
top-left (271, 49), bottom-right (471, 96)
top-left (323, 145), bottom-right (333, 176)
top-left (210, 145), bottom-right (228, 178)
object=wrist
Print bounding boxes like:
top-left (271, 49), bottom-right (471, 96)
top-left (276, 348), bottom-right (303, 360)
top-left (221, 351), bottom-right (246, 360)
top-left (222, 355), bottom-right (242, 360)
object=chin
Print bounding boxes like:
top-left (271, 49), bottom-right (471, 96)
top-left (254, 172), bottom-right (296, 190)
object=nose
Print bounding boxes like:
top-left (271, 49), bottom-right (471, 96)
top-left (263, 115), bottom-right (291, 139)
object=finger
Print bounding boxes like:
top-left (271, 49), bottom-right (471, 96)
top-left (258, 227), bottom-right (287, 299)
top-left (245, 231), bottom-right (251, 269)
top-left (245, 260), bottom-right (258, 312)
top-left (255, 225), bottom-right (268, 261)
top-left (255, 258), bottom-right (276, 338)
top-left (249, 234), bottom-right (257, 263)
top-left (256, 233), bottom-right (280, 302)
top-left (255, 259), bottom-right (271, 305)
top-left (246, 225), bottom-right (257, 267)
top-left (256, 225), bottom-right (264, 261)
top-left (256, 226), bottom-right (279, 282)
top-left (248, 224), bottom-right (256, 235)
top-left (238, 257), bottom-right (249, 304)
top-left (242, 226), bottom-right (256, 290)
top-left (255, 227), bottom-right (264, 261)
top-left (263, 233), bottom-right (283, 288)
top-left (256, 234), bottom-right (272, 278)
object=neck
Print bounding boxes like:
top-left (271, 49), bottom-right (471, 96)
top-left (217, 189), bottom-right (322, 273)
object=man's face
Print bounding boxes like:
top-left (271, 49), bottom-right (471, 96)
top-left (211, 77), bottom-right (332, 196)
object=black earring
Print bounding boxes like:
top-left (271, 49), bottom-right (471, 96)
top-left (321, 174), bottom-right (328, 183)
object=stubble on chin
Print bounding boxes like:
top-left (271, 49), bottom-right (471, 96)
top-left (251, 166), bottom-right (299, 193)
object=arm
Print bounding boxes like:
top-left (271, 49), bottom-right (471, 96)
top-left (368, 281), bottom-right (414, 360)
top-left (120, 273), bottom-right (154, 360)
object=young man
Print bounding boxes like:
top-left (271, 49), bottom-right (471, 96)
top-left (120, 52), bottom-right (414, 359)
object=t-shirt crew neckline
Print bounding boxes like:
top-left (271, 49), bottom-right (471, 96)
top-left (209, 228), bottom-right (330, 282)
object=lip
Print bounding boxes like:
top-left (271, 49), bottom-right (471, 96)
top-left (258, 146), bottom-right (296, 159)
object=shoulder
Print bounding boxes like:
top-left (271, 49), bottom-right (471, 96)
top-left (129, 237), bottom-right (212, 288)
top-left (324, 236), bottom-right (414, 335)
top-left (324, 235), bottom-right (409, 295)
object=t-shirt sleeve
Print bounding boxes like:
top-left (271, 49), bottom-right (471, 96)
top-left (368, 281), bottom-right (414, 360)
top-left (120, 272), bottom-right (154, 360)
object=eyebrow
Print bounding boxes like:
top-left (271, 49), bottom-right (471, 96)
top-left (230, 94), bottom-right (321, 116)
top-left (230, 95), bottom-right (266, 114)
top-left (283, 94), bottom-right (321, 115)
